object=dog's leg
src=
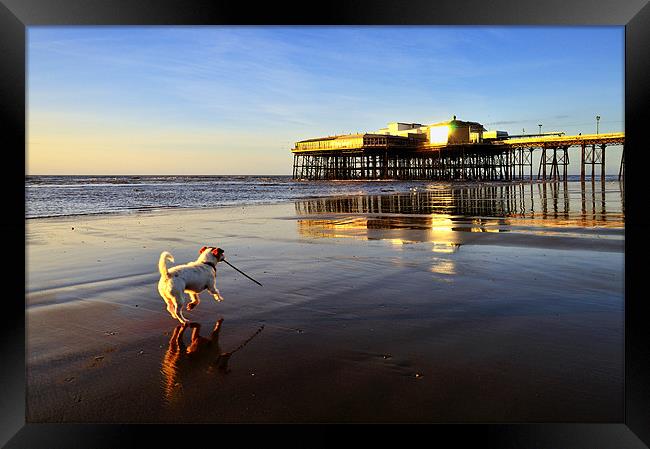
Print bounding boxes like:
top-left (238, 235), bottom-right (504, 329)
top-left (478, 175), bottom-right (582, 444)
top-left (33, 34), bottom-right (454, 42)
top-left (211, 318), bottom-right (224, 340)
top-left (161, 293), bottom-right (179, 320)
top-left (169, 324), bottom-right (186, 352)
top-left (168, 305), bottom-right (178, 320)
top-left (207, 283), bottom-right (224, 302)
top-left (190, 322), bottom-right (202, 342)
top-left (172, 292), bottom-right (189, 324)
top-left (167, 298), bottom-right (180, 320)
top-left (186, 292), bottom-right (201, 311)
top-left (159, 281), bottom-right (182, 321)
top-left (159, 284), bottom-right (176, 320)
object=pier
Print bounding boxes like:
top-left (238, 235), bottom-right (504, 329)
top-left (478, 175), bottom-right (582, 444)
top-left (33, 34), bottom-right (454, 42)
top-left (291, 118), bottom-right (624, 182)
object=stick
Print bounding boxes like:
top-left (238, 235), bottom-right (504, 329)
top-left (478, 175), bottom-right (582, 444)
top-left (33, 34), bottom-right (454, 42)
top-left (223, 260), bottom-right (263, 286)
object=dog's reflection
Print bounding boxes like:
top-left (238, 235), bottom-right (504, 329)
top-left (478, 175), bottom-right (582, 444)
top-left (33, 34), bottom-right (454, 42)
top-left (161, 319), bottom-right (264, 405)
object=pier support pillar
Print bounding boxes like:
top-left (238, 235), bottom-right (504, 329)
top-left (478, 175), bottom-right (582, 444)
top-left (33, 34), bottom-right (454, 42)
top-left (619, 145), bottom-right (625, 180)
top-left (538, 148), bottom-right (547, 180)
top-left (580, 144), bottom-right (586, 182)
top-left (550, 148), bottom-right (559, 180)
top-left (591, 144), bottom-right (596, 180)
top-left (600, 144), bottom-right (606, 181)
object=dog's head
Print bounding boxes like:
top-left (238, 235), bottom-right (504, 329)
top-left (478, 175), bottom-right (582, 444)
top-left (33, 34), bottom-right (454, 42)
top-left (198, 246), bottom-right (225, 263)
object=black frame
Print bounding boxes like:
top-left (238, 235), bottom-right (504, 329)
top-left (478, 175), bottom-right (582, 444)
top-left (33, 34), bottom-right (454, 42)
top-left (3, 0), bottom-right (649, 447)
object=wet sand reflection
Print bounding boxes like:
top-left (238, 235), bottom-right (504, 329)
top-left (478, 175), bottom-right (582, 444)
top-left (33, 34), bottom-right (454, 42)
top-left (294, 181), bottom-right (624, 250)
top-left (161, 319), bottom-right (264, 406)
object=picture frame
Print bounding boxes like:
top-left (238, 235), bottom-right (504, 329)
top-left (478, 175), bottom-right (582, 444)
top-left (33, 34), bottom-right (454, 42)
top-left (3, 0), bottom-right (649, 446)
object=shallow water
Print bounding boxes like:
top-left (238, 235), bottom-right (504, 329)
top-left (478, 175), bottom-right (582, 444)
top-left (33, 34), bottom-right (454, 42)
top-left (26, 174), bottom-right (622, 219)
top-left (26, 174), bottom-right (445, 218)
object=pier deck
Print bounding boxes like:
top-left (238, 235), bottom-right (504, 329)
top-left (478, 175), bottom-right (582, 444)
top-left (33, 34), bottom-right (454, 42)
top-left (291, 132), bottom-right (624, 182)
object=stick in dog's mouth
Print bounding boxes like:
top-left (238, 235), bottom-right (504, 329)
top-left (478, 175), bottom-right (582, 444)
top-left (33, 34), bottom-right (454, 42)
top-left (222, 259), bottom-right (263, 286)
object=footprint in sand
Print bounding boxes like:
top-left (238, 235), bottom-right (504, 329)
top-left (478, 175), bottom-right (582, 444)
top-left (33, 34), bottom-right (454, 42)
top-left (89, 355), bottom-right (105, 368)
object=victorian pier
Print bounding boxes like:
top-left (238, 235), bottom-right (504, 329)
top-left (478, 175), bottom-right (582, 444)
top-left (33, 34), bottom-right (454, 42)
top-left (291, 117), bottom-right (624, 182)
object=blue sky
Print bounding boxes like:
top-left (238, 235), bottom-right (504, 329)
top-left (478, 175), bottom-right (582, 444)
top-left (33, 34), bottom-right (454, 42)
top-left (28, 26), bottom-right (624, 174)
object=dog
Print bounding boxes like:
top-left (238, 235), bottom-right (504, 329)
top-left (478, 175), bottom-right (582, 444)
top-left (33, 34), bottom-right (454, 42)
top-left (158, 246), bottom-right (225, 324)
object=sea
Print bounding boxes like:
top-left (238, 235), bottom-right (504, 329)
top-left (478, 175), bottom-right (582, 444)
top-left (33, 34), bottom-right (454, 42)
top-left (25, 174), bottom-right (622, 219)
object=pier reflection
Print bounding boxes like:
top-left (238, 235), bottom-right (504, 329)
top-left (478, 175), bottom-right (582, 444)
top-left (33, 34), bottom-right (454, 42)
top-left (294, 181), bottom-right (624, 247)
top-left (160, 319), bottom-right (264, 406)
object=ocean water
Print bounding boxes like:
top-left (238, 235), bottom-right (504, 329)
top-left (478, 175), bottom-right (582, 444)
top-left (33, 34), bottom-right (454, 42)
top-left (25, 174), bottom-right (622, 219)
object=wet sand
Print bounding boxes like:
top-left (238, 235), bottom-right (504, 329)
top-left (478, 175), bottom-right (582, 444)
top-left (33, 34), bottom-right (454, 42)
top-left (26, 181), bottom-right (624, 422)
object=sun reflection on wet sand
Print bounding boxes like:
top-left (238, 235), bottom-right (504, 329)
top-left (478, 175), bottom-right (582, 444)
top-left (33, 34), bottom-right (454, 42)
top-left (294, 181), bottom-right (624, 251)
top-left (429, 259), bottom-right (456, 275)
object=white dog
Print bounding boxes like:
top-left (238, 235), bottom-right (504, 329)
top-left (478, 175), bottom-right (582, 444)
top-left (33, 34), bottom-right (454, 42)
top-left (158, 246), bottom-right (225, 324)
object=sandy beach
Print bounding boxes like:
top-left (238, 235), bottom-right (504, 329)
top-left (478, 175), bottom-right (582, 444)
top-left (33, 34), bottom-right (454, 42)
top-left (26, 182), bottom-right (624, 423)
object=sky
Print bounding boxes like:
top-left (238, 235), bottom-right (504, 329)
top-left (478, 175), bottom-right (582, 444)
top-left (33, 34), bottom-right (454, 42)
top-left (27, 26), bottom-right (624, 175)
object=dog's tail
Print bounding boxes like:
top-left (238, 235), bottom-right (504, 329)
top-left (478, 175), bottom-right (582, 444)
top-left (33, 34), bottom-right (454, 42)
top-left (158, 251), bottom-right (174, 279)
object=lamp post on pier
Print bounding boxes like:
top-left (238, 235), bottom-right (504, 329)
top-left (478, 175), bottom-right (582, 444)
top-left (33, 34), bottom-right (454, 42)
top-left (596, 115), bottom-right (601, 134)
top-left (538, 124), bottom-right (542, 135)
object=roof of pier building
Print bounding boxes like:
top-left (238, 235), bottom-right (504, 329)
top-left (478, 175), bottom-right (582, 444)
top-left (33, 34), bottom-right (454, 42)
top-left (296, 133), bottom-right (409, 143)
top-left (297, 134), bottom-right (363, 143)
top-left (374, 116), bottom-right (486, 137)
top-left (428, 116), bottom-right (487, 131)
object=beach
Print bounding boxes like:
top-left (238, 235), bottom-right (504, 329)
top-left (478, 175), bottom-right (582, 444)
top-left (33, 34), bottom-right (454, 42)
top-left (26, 181), bottom-right (624, 423)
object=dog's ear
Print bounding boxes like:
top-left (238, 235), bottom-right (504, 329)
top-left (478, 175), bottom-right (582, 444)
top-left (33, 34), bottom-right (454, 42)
top-left (199, 246), bottom-right (207, 255)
